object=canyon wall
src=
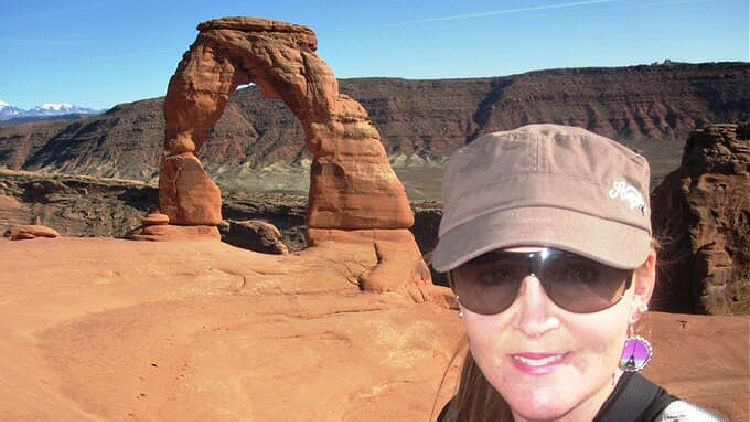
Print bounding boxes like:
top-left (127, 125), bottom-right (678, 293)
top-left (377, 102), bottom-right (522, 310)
top-left (651, 124), bottom-right (749, 315)
top-left (1, 63), bottom-right (747, 184)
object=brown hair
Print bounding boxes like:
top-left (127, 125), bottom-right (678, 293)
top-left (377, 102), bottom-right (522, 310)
top-left (435, 347), bottom-right (514, 422)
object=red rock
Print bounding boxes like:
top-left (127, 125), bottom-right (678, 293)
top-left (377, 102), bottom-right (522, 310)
top-left (223, 220), bottom-right (289, 255)
top-left (127, 224), bottom-right (221, 242)
top-left (3, 224), bottom-right (60, 240)
top-left (141, 212), bottom-right (170, 226)
top-left (651, 123), bottom-right (749, 315)
top-left (158, 154), bottom-right (222, 225)
top-left (307, 228), bottom-right (432, 298)
top-left (157, 16), bottom-right (421, 292)
top-left (306, 228), bottom-right (418, 244)
top-left (161, 17), bottom-right (413, 232)
top-left (9, 231), bottom-right (36, 240)
top-left (0, 238), bottom-right (745, 421)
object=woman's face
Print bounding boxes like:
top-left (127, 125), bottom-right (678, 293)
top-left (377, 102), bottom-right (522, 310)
top-left (459, 248), bottom-right (654, 422)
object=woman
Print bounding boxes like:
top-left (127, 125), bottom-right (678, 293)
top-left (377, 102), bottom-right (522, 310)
top-left (431, 125), bottom-right (727, 421)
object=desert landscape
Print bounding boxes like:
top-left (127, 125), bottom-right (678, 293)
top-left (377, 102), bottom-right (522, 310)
top-left (0, 237), bottom-right (747, 421)
top-left (1, 16), bottom-right (748, 422)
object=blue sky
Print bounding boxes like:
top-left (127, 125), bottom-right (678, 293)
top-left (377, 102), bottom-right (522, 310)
top-left (1, 0), bottom-right (748, 109)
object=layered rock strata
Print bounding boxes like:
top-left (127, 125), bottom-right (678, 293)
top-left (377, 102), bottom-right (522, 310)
top-left (3, 63), bottom-right (747, 186)
top-left (156, 17), bottom-right (424, 293)
top-left (651, 124), bottom-right (749, 315)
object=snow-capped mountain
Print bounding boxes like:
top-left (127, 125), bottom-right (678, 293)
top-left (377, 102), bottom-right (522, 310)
top-left (0, 99), bottom-right (23, 119)
top-left (38, 103), bottom-right (75, 111)
top-left (0, 99), bottom-right (104, 122)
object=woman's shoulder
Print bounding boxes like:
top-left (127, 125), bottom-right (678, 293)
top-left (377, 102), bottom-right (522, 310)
top-left (653, 400), bottom-right (729, 422)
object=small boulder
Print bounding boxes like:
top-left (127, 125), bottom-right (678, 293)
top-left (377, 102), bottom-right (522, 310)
top-left (3, 224), bottom-right (61, 241)
top-left (223, 220), bottom-right (289, 255)
top-left (127, 224), bottom-right (221, 242)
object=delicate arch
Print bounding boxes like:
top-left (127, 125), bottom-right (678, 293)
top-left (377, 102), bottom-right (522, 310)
top-left (159, 17), bottom-right (413, 233)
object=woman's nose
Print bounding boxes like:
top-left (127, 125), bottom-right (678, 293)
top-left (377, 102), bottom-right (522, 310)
top-left (512, 275), bottom-right (560, 338)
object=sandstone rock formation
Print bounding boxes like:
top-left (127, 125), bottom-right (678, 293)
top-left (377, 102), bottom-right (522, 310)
top-left (222, 220), bottom-right (289, 255)
top-left (651, 123), bottom-right (749, 315)
top-left (158, 153), bottom-right (222, 226)
top-left (140, 210), bottom-right (169, 226)
top-left (157, 17), bottom-right (424, 294)
top-left (127, 207), bottom-right (221, 242)
top-left (127, 224), bottom-right (223, 242)
top-left (162, 17), bottom-right (412, 230)
top-left (3, 223), bottom-right (60, 240)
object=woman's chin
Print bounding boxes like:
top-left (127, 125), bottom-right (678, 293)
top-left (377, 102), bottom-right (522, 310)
top-left (506, 390), bottom-right (574, 421)
top-left (494, 363), bottom-right (614, 422)
top-left (493, 363), bottom-right (582, 421)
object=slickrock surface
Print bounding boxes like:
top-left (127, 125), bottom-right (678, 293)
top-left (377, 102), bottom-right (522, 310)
top-left (652, 124), bottom-right (749, 315)
top-left (0, 238), bottom-right (746, 421)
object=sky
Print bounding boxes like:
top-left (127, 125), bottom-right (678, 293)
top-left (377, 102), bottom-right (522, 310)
top-left (1, 0), bottom-right (748, 110)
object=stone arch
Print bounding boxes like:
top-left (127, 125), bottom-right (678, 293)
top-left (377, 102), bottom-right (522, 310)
top-left (159, 17), bottom-right (413, 234)
top-left (153, 17), bottom-right (431, 295)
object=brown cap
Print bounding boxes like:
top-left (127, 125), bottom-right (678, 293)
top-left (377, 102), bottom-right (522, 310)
top-left (432, 124), bottom-right (652, 272)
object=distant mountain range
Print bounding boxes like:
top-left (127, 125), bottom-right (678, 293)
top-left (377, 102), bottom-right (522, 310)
top-left (0, 62), bottom-right (748, 194)
top-left (0, 99), bottom-right (104, 122)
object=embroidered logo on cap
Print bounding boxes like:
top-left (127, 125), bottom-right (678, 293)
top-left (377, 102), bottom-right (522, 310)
top-left (609, 181), bottom-right (646, 214)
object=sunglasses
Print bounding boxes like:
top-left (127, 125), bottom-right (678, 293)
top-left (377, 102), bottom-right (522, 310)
top-left (449, 248), bottom-right (633, 314)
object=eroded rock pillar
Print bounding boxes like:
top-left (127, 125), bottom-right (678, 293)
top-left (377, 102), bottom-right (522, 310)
top-left (651, 123), bottom-right (750, 315)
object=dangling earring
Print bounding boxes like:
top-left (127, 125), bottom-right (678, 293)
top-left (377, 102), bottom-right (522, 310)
top-left (456, 296), bottom-right (463, 318)
top-left (619, 306), bottom-right (652, 372)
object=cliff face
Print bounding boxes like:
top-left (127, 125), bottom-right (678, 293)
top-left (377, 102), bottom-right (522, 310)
top-left (1, 62), bottom-right (747, 184)
top-left (651, 124), bottom-right (749, 315)
top-left (0, 99), bottom-right (164, 180)
top-left (474, 65), bottom-right (748, 139)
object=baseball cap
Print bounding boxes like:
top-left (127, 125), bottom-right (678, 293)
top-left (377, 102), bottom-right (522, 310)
top-left (432, 124), bottom-right (652, 272)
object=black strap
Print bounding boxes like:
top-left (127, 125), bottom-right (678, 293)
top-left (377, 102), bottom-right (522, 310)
top-left (594, 372), bottom-right (679, 422)
top-left (437, 373), bottom-right (678, 422)
top-left (436, 398), bottom-right (451, 422)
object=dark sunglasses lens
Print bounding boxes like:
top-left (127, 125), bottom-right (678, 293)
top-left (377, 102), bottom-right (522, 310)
top-left (451, 257), bottom-right (521, 314)
top-left (540, 256), bottom-right (632, 313)
top-left (451, 250), bottom-right (632, 315)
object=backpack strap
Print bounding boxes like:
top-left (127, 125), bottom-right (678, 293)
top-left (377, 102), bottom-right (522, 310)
top-left (594, 372), bottom-right (680, 422)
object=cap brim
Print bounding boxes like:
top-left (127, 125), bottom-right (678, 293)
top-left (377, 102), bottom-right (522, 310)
top-left (431, 206), bottom-right (651, 272)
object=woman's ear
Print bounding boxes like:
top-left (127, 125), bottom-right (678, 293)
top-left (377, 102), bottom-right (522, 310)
top-left (631, 247), bottom-right (656, 320)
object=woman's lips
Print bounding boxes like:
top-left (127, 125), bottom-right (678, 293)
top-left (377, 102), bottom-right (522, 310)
top-left (510, 352), bottom-right (568, 375)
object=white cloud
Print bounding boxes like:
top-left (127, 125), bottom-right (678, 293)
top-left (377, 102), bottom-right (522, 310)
top-left (388, 0), bottom-right (634, 26)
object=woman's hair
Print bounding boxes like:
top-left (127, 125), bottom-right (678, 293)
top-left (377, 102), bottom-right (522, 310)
top-left (436, 349), bottom-right (514, 422)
